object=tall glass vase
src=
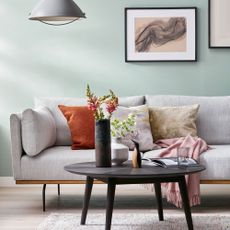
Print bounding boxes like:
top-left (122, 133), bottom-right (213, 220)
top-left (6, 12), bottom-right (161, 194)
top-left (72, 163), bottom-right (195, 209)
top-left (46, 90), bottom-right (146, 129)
top-left (95, 119), bottom-right (111, 167)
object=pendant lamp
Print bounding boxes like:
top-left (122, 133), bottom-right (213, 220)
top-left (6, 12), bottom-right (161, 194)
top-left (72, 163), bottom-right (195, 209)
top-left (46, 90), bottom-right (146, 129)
top-left (29, 0), bottom-right (86, 26)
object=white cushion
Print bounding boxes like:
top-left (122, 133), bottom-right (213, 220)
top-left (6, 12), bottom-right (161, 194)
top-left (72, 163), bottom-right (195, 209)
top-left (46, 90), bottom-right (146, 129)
top-left (21, 107), bottom-right (56, 156)
top-left (144, 145), bottom-right (230, 180)
top-left (35, 96), bottom-right (144, 146)
top-left (146, 95), bottom-right (230, 144)
top-left (111, 105), bottom-right (158, 151)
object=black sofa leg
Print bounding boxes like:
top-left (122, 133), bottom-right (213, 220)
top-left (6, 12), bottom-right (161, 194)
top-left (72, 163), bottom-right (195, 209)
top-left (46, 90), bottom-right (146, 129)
top-left (42, 184), bottom-right (46, 212)
top-left (58, 184), bottom-right (60, 196)
top-left (42, 184), bottom-right (61, 211)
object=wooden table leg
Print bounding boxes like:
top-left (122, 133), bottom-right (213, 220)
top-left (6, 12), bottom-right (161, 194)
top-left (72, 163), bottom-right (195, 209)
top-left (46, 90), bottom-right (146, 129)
top-left (178, 176), bottom-right (193, 230)
top-left (81, 176), bottom-right (94, 225)
top-left (105, 179), bottom-right (116, 230)
top-left (154, 182), bottom-right (164, 221)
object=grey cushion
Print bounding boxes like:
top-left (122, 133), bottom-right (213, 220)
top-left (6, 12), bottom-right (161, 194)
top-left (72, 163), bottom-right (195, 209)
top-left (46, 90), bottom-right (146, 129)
top-left (20, 146), bottom-right (137, 180)
top-left (21, 107), bottom-right (56, 156)
top-left (118, 96), bottom-right (145, 107)
top-left (21, 147), bottom-right (97, 180)
top-left (144, 145), bottom-right (230, 180)
top-left (146, 95), bottom-right (230, 144)
top-left (20, 145), bottom-right (230, 180)
top-left (35, 96), bottom-right (144, 146)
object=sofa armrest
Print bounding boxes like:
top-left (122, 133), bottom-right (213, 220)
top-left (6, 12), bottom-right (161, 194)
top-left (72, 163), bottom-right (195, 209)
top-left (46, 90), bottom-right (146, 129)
top-left (10, 113), bottom-right (23, 180)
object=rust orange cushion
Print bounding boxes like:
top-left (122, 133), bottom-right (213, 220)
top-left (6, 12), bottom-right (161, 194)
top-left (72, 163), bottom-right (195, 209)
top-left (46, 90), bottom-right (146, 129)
top-left (58, 105), bottom-right (95, 150)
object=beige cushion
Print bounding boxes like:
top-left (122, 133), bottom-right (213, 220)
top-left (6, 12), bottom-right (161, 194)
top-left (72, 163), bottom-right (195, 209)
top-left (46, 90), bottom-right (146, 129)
top-left (111, 105), bottom-right (158, 151)
top-left (149, 104), bottom-right (199, 141)
top-left (21, 107), bottom-right (56, 156)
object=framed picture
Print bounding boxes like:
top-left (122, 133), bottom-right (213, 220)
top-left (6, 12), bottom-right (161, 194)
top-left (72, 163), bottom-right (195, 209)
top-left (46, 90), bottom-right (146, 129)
top-left (125, 7), bottom-right (197, 62)
top-left (209, 0), bottom-right (230, 48)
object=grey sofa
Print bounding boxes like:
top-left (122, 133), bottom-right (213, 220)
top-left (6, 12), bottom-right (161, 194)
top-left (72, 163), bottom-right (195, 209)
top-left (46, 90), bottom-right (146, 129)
top-left (10, 95), bottom-right (230, 210)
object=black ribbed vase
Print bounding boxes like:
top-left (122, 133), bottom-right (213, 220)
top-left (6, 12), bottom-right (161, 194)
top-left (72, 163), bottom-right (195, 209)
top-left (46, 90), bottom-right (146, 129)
top-left (95, 119), bottom-right (111, 167)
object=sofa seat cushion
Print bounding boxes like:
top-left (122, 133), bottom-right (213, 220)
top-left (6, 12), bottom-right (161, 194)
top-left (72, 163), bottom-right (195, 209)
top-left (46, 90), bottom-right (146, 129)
top-left (20, 145), bottom-right (230, 181)
top-left (144, 145), bottom-right (230, 180)
top-left (21, 146), bottom-right (96, 180)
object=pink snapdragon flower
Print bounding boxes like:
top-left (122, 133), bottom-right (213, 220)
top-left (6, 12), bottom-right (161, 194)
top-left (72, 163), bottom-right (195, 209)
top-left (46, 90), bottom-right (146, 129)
top-left (87, 96), bottom-right (99, 111)
top-left (86, 84), bottom-right (118, 121)
top-left (106, 98), bottom-right (118, 115)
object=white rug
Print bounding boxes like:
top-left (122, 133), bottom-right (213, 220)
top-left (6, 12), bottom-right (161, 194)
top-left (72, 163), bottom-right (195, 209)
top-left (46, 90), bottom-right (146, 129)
top-left (37, 212), bottom-right (230, 230)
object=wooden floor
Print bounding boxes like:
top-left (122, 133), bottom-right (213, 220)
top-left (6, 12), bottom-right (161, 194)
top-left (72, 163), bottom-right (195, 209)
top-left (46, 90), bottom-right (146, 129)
top-left (1, 184), bottom-right (230, 229)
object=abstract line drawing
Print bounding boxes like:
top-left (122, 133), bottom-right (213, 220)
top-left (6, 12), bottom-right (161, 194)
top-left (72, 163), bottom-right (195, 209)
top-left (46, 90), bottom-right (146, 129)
top-left (125, 8), bottom-right (197, 62)
top-left (135, 17), bottom-right (186, 52)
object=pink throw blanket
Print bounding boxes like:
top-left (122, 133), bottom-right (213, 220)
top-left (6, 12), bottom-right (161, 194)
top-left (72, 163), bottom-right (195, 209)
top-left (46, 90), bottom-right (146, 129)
top-left (156, 135), bottom-right (209, 208)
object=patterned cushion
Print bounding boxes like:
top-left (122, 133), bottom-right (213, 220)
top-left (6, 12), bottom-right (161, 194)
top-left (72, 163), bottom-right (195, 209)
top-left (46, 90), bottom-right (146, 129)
top-left (111, 105), bottom-right (158, 151)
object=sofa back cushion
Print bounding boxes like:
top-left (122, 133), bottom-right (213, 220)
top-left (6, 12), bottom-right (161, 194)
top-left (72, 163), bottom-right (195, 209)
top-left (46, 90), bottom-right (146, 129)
top-left (35, 96), bottom-right (144, 146)
top-left (145, 95), bottom-right (230, 144)
top-left (21, 107), bottom-right (56, 156)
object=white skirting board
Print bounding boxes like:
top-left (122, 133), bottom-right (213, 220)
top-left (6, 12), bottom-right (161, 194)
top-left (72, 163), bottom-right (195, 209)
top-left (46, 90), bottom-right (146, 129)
top-left (0, 177), bottom-right (44, 187)
top-left (0, 177), bottom-right (15, 187)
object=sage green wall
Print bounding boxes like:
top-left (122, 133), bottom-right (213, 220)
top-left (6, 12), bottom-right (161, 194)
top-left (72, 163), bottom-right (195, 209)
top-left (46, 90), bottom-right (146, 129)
top-left (0, 0), bottom-right (229, 176)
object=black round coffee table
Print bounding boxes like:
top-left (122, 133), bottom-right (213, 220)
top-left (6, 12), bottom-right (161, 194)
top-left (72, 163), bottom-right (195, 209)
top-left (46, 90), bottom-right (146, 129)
top-left (64, 161), bottom-right (205, 230)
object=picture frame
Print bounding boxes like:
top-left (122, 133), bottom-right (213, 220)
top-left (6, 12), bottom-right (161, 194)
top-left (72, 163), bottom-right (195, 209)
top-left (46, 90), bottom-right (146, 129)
top-left (125, 7), bottom-right (197, 62)
top-left (209, 0), bottom-right (230, 48)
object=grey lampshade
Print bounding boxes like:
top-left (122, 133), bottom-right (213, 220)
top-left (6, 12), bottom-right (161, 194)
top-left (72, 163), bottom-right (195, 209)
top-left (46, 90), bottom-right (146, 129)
top-left (29, 0), bottom-right (86, 22)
